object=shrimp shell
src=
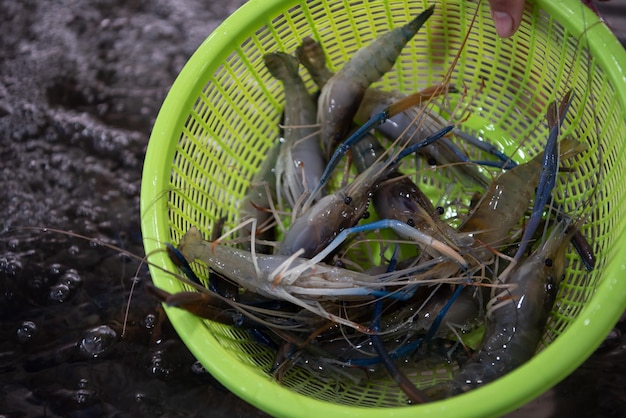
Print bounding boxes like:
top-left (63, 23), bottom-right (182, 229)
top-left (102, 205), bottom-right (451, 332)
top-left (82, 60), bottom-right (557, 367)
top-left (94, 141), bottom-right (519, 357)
top-left (317, 5), bottom-right (434, 158)
top-left (263, 52), bottom-right (326, 209)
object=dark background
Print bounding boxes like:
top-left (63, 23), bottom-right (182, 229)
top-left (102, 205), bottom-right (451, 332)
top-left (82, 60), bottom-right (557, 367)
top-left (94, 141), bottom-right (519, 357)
top-left (0, 1), bottom-right (624, 417)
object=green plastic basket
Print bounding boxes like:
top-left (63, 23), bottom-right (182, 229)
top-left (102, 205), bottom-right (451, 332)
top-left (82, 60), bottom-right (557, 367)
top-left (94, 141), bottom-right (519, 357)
top-left (141, 0), bottom-right (626, 416)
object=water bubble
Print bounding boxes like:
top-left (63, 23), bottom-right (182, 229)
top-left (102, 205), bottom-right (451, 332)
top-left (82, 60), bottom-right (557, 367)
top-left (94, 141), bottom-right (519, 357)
top-left (190, 361), bottom-right (207, 375)
top-left (60, 269), bottom-right (82, 289)
top-left (48, 263), bottom-right (63, 277)
top-left (143, 313), bottom-right (156, 329)
top-left (49, 283), bottom-right (71, 303)
top-left (17, 321), bottom-right (37, 343)
top-left (0, 256), bottom-right (23, 277)
top-left (78, 325), bottom-right (117, 358)
top-left (67, 245), bottom-right (80, 256)
top-left (74, 388), bottom-right (93, 404)
top-left (147, 349), bottom-right (174, 380)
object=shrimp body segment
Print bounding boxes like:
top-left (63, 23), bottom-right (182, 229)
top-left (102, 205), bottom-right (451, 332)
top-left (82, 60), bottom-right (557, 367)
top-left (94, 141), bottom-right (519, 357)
top-left (460, 137), bottom-right (586, 251)
top-left (263, 52), bottom-right (326, 208)
top-left (279, 126), bottom-right (453, 258)
top-left (317, 5), bottom-right (434, 158)
top-left (438, 220), bottom-right (573, 396)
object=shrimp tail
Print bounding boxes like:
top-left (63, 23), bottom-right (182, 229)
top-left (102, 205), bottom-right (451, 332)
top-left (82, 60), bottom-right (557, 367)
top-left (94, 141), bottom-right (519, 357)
top-left (295, 37), bottom-right (334, 88)
top-left (264, 51), bottom-right (300, 81)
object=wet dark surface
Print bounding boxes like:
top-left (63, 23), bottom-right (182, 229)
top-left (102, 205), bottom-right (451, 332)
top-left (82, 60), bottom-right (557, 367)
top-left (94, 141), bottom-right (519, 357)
top-left (0, 0), bottom-right (625, 417)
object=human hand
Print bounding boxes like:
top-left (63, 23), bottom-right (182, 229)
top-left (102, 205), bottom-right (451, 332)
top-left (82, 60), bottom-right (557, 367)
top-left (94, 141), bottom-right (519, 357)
top-left (488, 0), bottom-right (526, 38)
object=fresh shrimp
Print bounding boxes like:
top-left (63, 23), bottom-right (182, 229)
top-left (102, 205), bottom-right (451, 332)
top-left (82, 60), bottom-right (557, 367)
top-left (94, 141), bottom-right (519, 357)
top-left (298, 36), bottom-right (495, 189)
top-left (175, 220), bottom-right (476, 333)
top-left (238, 141), bottom-right (281, 254)
top-left (352, 132), bottom-right (475, 254)
top-left (317, 5), bottom-right (434, 158)
top-left (277, 126), bottom-right (453, 259)
top-left (263, 52), bottom-right (326, 209)
top-left (425, 218), bottom-right (576, 399)
top-left (459, 136), bottom-right (587, 256)
top-left (176, 226), bottom-right (394, 332)
top-left (355, 88), bottom-right (494, 188)
top-left (513, 91), bottom-right (574, 261)
top-left (146, 281), bottom-right (328, 334)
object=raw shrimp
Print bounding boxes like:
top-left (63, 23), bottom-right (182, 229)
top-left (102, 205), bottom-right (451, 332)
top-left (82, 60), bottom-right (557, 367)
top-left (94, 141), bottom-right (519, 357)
top-left (277, 126), bottom-right (453, 259)
top-left (177, 226), bottom-right (399, 332)
top-left (513, 91), bottom-right (574, 261)
top-left (355, 88), bottom-right (494, 188)
top-left (425, 218), bottom-right (576, 398)
top-left (238, 141), bottom-right (281, 254)
top-left (298, 36), bottom-right (497, 189)
top-left (147, 281), bottom-right (326, 333)
top-left (459, 136), bottom-right (586, 255)
top-left (263, 52), bottom-right (326, 209)
top-left (317, 5), bottom-right (434, 158)
top-left (351, 132), bottom-right (475, 254)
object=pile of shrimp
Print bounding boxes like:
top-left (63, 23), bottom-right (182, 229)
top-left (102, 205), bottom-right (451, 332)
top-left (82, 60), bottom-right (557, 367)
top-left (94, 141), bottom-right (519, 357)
top-left (159, 5), bottom-right (595, 403)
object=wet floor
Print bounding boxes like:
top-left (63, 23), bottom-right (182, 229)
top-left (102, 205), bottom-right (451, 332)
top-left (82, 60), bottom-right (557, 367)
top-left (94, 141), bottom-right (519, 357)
top-left (1, 1), bottom-right (625, 417)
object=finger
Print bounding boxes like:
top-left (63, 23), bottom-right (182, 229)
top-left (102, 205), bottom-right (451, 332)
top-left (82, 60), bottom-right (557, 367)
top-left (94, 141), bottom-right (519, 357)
top-left (488, 0), bottom-right (526, 38)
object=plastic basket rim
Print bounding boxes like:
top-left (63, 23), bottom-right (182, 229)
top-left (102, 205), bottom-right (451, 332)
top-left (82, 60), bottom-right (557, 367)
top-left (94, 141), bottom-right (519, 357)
top-left (140, 0), bottom-right (626, 416)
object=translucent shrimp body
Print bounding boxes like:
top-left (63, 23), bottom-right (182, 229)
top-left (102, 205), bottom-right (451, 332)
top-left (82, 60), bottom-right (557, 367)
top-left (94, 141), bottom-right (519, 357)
top-left (459, 137), bottom-right (587, 252)
top-left (263, 52), bottom-right (326, 209)
top-left (428, 219), bottom-right (573, 398)
top-left (278, 127), bottom-right (452, 258)
top-left (238, 142), bottom-right (281, 253)
top-left (317, 5), bottom-right (434, 157)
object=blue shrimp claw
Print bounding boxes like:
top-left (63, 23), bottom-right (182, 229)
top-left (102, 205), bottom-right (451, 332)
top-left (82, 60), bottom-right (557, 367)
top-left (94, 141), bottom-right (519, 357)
top-left (514, 91), bottom-right (574, 260)
top-left (166, 243), bottom-right (203, 286)
top-left (308, 217), bottom-right (468, 269)
top-left (419, 284), bottom-right (466, 352)
top-left (440, 135), bottom-right (517, 169)
top-left (306, 124), bottom-right (454, 208)
top-left (452, 130), bottom-right (518, 169)
top-left (369, 246), bottom-right (431, 404)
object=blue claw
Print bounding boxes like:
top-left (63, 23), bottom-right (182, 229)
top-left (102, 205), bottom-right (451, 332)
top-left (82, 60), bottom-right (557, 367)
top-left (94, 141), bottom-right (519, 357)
top-left (437, 135), bottom-right (518, 169)
top-left (514, 92), bottom-right (575, 261)
top-left (166, 243), bottom-right (203, 286)
top-left (419, 284), bottom-right (466, 351)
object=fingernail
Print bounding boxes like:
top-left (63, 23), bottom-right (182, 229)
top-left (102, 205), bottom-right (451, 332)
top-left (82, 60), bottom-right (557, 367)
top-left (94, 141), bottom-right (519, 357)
top-left (492, 11), bottom-right (514, 38)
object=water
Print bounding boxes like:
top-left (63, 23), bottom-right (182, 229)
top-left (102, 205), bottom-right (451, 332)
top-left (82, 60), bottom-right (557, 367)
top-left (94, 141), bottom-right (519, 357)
top-left (0, 0), bottom-right (624, 416)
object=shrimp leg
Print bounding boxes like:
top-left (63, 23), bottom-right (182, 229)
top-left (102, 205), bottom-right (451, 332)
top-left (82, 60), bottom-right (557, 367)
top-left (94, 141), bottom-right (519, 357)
top-left (238, 141), bottom-right (281, 254)
top-left (306, 88), bottom-right (446, 206)
top-left (306, 218), bottom-right (468, 269)
top-left (370, 247), bottom-right (431, 404)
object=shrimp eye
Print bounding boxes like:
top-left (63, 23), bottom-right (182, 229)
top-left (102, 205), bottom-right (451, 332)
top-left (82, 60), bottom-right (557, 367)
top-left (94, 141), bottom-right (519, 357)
top-left (436, 206), bottom-right (444, 215)
top-left (544, 258), bottom-right (553, 267)
top-left (406, 219), bottom-right (415, 227)
top-left (344, 196), bottom-right (352, 205)
top-left (362, 211), bottom-right (370, 219)
top-left (427, 157), bottom-right (437, 166)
